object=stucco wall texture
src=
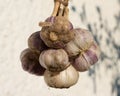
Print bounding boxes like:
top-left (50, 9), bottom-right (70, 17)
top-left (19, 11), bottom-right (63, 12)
top-left (0, 0), bottom-right (120, 96)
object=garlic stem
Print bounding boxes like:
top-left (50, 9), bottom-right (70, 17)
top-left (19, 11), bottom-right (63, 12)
top-left (63, 6), bottom-right (69, 19)
top-left (59, 0), bottom-right (69, 19)
top-left (52, 0), bottom-right (69, 18)
top-left (58, 0), bottom-right (65, 16)
top-left (51, 0), bottom-right (60, 16)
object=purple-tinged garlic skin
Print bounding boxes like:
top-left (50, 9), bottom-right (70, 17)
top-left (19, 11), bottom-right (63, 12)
top-left (39, 49), bottom-right (70, 72)
top-left (40, 16), bottom-right (74, 48)
top-left (83, 42), bottom-right (100, 65)
top-left (20, 48), bottom-right (45, 76)
top-left (45, 16), bottom-right (55, 23)
top-left (44, 65), bottom-right (79, 88)
top-left (73, 54), bottom-right (91, 72)
top-left (72, 42), bottom-right (100, 72)
top-left (28, 31), bottom-right (48, 54)
top-left (65, 28), bottom-right (94, 57)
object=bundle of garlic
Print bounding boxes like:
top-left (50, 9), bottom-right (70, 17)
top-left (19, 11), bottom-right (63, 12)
top-left (20, 0), bottom-right (100, 89)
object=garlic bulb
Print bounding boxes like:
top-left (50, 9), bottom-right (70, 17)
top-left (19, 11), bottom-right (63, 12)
top-left (20, 48), bottom-right (45, 76)
top-left (40, 16), bottom-right (74, 48)
top-left (39, 49), bottom-right (70, 72)
top-left (65, 28), bottom-right (94, 57)
top-left (28, 31), bottom-right (48, 53)
top-left (44, 65), bottom-right (79, 88)
top-left (72, 42), bottom-right (100, 72)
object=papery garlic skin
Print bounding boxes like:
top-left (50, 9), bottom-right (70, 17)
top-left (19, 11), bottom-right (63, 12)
top-left (73, 54), bottom-right (91, 71)
top-left (20, 48), bottom-right (45, 76)
top-left (72, 42), bottom-right (100, 72)
top-left (40, 16), bottom-right (74, 48)
top-left (83, 42), bottom-right (100, 65)
top-left (28, 31), bottom-right (48, 54)
top-left (65, 28), bottom-right (94, 57)
top-left (44, 65), bottom-right (79, 88)
top-left (50, 16), bottom-right (73, 33)
top-left (39, 49), bottom-right (70, 72)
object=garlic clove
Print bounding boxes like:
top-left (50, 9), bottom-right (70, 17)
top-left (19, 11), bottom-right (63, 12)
top-left (73, 54), bottom-right (91, 72)
top-left (39, 49), bottom-right (70, 72)
top-left (84, 42), bottom-right (100, 65)
top-left (64, 40), bottom-right (80, 57)
top-left (74, 28), bottom-right (94, 49)
top-left (44, 65), bottom-right (79, 88)
top-left (39, 50), bottom-right (54, 69)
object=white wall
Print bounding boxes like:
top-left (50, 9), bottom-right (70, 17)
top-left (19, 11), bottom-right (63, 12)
top-left (0, 0), bottom-right (120, 96)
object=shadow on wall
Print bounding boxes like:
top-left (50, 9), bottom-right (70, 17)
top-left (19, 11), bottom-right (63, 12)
top-left (70, 0), bottom-right (120, 96)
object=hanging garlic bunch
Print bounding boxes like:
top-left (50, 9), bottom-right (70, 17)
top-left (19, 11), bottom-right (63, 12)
top-left (20, 0), bottom-right (100, 89)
